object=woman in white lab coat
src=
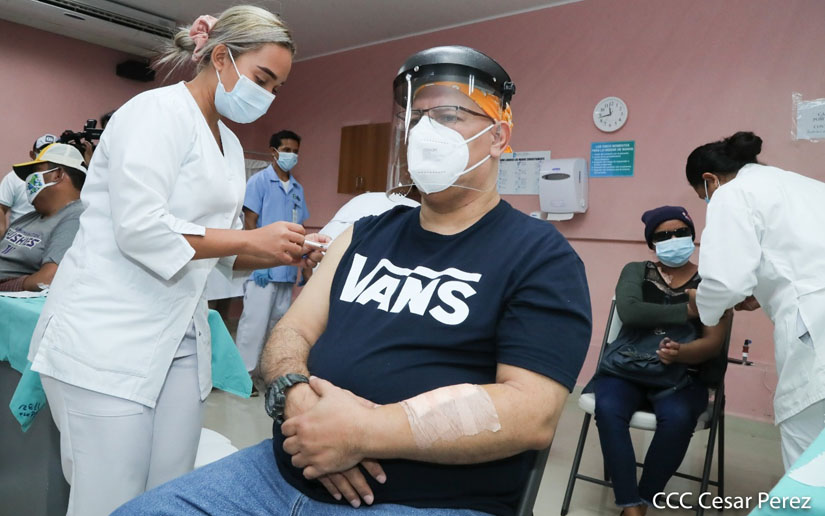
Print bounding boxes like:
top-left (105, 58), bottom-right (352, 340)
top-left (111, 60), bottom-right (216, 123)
top-left (685, 131), bottom-right (825, 469)
top-left (26, 7), bottom-right (325, 516)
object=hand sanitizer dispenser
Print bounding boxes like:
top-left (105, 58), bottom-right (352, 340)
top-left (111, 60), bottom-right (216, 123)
top-left (539, 158), bottom-right (588, 221)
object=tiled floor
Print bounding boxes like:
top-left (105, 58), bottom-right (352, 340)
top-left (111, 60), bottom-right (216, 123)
top-left (203, 386), bottom-right (785, 516)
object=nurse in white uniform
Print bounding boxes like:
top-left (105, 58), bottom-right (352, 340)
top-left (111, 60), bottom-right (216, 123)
top-left (27, 6), bottom-right (324, 515)
top-left (685, 131), bottom-right (825, 469)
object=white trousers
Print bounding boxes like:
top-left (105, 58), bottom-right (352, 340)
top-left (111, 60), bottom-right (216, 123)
top-left (41, 329), bottom-right (204, 516)
top-left (235, 280), bottom-right (293, 372)
top-left (779, 398), bottom-right (825, 470)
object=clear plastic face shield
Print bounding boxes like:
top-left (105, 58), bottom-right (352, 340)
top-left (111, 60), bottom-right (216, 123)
top-left (387, 53), bottom-right (514, 197)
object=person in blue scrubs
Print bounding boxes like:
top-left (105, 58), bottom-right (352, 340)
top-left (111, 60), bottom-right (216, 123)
top-left (237, 130), bottom-right (309, 389)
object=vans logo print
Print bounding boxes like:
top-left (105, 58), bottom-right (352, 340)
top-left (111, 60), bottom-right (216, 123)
top-left (339, 253), bottom-right (481, 326)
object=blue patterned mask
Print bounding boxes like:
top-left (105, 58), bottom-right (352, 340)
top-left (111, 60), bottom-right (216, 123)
top-left (25, 167), bottom-right (59, 203)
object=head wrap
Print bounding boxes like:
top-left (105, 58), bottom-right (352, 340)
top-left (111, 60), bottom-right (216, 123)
top-left (417, 81), bottom-right (514, 152)
top-left (190, 15), bottom-right (218, 62)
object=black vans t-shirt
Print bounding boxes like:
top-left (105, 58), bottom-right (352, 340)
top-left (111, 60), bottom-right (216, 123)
top-left (273, 200), bottom-right (591, 516)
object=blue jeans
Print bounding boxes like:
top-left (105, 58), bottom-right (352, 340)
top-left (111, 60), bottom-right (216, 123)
top-left (593, 376), bottom-right (708, 507)
top-left (113, 440), bottom-right (493, 516)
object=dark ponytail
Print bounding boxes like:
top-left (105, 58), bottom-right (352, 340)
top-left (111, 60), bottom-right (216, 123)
top-left (685, 131), bottom-right (762, 186)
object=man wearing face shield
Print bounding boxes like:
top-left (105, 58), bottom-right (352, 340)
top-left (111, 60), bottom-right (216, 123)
top-left (116, 46), bottom-right (591, 516)
top-left (0, 143), bottom-right (85, 291)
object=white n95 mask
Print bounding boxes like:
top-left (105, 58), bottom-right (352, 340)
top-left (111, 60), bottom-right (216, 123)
top-left (214, 49), bottom-right (275, 124)
top-left (25, 167), bottom-right (59, 203)
top-left (406, 117), bottom-right (493, 194)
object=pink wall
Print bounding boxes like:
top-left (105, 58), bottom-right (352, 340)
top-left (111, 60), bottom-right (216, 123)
top-left (0, 20), bottom-right (151, 173)
top-left (235, 0), bottom-right (825, 422)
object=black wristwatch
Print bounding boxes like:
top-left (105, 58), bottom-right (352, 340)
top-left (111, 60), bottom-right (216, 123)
top-left (265, 373), bottom-right (310, 424)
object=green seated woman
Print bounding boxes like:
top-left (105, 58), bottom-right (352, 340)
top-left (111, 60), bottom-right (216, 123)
top-left (593, 205), bottom-right (729, 516)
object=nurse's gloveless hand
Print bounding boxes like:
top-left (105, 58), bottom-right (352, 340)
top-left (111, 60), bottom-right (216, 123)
top-left (249, 221), bottom-right (306, 266)
top-left (301, 233), bottom-right (332, 269)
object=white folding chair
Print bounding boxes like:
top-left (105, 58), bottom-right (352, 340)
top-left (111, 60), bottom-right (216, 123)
top-left (560, 300), bottom-right (730, 516)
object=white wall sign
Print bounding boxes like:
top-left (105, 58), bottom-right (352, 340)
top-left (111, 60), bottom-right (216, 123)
top-left (498, 151), bottom-right (551, 195)
top-left (793, 93), bottom-right (825, 141)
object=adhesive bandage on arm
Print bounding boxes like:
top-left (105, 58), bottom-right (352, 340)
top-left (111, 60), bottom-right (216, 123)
top-left (399, 383), bottom-right (501, 449)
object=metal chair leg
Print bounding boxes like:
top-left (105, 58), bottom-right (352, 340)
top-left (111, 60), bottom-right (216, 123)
top-left (561, 413), bottom-right (591, 516)
top-left (718, 400), bottom-right (725, 504)
top-left (696, 396), bottom-right (724, 516)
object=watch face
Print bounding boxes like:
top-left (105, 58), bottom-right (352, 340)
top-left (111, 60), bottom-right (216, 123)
top-left (593, 96), bottom-right (627, 132)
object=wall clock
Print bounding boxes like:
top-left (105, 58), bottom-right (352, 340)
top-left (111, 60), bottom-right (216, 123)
top-left (593, 96), bottom-right (628, 132)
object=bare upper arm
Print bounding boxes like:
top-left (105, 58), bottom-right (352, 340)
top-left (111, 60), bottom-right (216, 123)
top-left (671, 311), bottom-right (731, 365)
top-left (493, 363), bottom-right (570, 449)
top-left (701, 311), bottom-right (730, 351)
top-left (278, 226), bottom-right (353, 345)
top-left (242, 207), bottom-right (259, 230)
top-left (495, 363), bottom-right (569, 418)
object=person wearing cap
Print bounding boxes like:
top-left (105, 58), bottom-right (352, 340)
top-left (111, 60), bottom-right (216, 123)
top-left (25, 7), bottom-right (327, 516)
top-left (0, 133), bottom-right (58, 233)
top-left (0, 143), bottom-right (85, 291)
top-left (588, 205), bottom-right (728, 516)
top-left (116, 45), bottom-right (591, 516)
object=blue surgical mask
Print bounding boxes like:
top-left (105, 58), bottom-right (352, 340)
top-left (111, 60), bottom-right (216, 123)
top-left (655, 236), bottom-right (695, 267)
top-left (276, 151), bottom-right (298, 172)
top-left (214, 49), bottom-right (275, 124)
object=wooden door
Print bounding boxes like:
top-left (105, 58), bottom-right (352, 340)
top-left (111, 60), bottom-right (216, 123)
top-left (337, 122), bottom-right (391, 194)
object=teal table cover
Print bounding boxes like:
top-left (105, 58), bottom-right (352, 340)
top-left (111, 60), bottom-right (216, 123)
top-left (0, 296), bottom-right (250, 431)
top-left (748, 428), bottom-right (825, 515)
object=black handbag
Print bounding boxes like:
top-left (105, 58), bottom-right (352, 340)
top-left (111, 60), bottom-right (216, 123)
top-left (598, 322), bottom-right (698, 397)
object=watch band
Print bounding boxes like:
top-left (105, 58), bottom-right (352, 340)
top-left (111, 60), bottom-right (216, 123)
top-left (265, 373), bottom-right (309, 424)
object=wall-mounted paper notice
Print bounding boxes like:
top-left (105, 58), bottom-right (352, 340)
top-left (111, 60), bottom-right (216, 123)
top-left (498, 151), bottom-right (551, 195)
top-left (793, 93), bottom-right (825, 141)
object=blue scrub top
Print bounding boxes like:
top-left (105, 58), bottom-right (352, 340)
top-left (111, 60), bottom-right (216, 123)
top-left (243, 165), bottom-right (309, 283)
